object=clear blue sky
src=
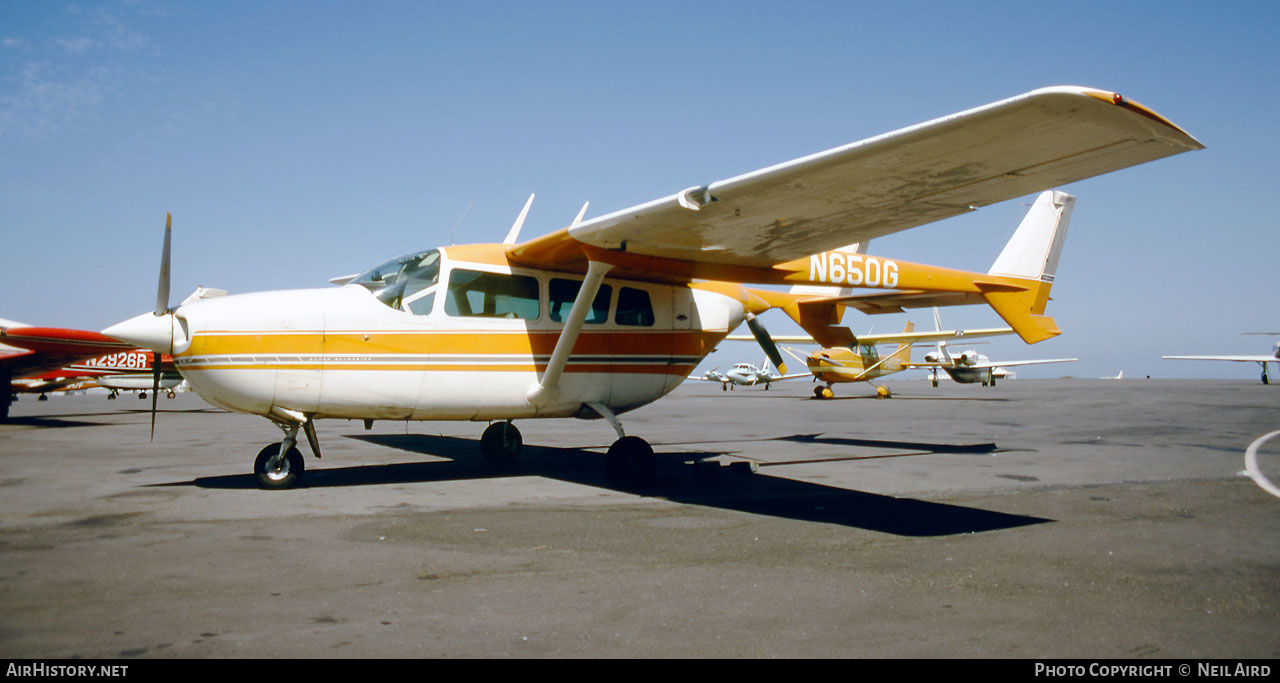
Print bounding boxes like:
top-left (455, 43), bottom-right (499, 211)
top-left (2, 1), bottom-right (1276, 379)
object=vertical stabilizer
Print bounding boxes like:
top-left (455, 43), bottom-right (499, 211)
top-left (891, 321), bottom-right (915, 362)
top-left (979, 191), bottom-right (1075, 343)
top-left (988, 191), bottom-right (1075, 282)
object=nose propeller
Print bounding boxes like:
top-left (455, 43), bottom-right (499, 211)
top-left (150, 213), bottom-right (172, 440)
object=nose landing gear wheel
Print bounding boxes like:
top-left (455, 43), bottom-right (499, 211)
top-left (254, 444), bottom-right (305, 490)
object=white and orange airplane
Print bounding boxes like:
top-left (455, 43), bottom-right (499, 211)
top-left (102, 86), bottom-right (1202, 489)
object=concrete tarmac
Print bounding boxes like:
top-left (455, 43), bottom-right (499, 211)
top-left (1, 379), bottom-right (1277, 658)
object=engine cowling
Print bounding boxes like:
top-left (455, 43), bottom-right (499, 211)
top-left (959, 351), bottom-right (981, 366)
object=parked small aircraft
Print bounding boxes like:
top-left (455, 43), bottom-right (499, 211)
top-left (1163, 337), bottom-right (1280, 383)
top-left (15, 349), bottom-right (183, 399)
top-left (1, 320), bottom-right (140, 421)
top-left (690, 359), bottom-right (808, 390)
top-left (779, 322), bottom-right (1017, 398)
top-left (912, 307), bottom-right (1077, 387)
top-left (101, 86), bottom-right (1201, 489)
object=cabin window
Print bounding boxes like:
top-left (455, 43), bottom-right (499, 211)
top-left (859, 345), bottom-right (880, 363)
top-left (615, 287), bottom-right (655, 327)
top-left (352, 250), bottom-right (441, 315)
top-left (404, 291), bottom-right (435, 316)
top-left (549, 278), bottom-right (611, 324)
top-left (445, 269), bottom-right (540, 320)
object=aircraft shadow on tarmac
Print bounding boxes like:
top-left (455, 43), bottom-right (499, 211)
top-left (161, 432), bottom-right (1051, 537)
top-left (1, 416), bottom-right (106, 428)
top-left (689, 389), bottom-right (1012, 402)
top-left (2, 407), bottom-right (223, 429)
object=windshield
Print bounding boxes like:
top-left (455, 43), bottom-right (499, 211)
top-left (352, 250), bottom-right (441, 313)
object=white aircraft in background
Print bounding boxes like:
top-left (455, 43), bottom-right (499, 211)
top-left (101, 87), bottom-right (1201, 489)
top-left (691, 359), bottom-right (807, 390)
top-left (1164, 335), bottom-right (1280, 384)
top-left (912, 306), bottom-right (1077, 387)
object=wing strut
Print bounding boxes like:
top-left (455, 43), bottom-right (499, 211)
top-left (527, 260), bottom-right (614, 405)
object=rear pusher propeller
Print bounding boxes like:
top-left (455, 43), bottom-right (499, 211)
top-left (745, 313), bottom-right (787, 374)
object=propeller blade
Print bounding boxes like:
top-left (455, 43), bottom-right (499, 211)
top-left (154, 213), bottom-right (172, 316)
top-left (746, 313), bottom-right (787, 374)
top-left (149, 351), bottom-right (160, 441)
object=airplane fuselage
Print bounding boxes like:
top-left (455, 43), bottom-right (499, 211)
top-left (163, 247), bottom-right (746, 423)
top-left (807, 346), bottom-right (907, 384)
top-left (940, 366), bottom-right (996, 384)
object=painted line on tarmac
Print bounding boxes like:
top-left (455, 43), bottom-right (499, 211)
top-left (1244, 430), bottom-right (1280, 499)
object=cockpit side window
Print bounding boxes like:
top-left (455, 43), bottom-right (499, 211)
top-left (615, 287), bottom-right (655, 327)
top-left (352, 250), bottom-right (441, 315)
top-left (445, 269), bottom-right (540, 320)
top-left (549, 278), bottom-right (611, 324)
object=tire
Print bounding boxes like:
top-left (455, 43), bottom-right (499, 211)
top-left (254, 444), bottom-right (305, 490)
top-left (480, 421), bottom-right (522, 466)
top-left (606, 436), bottom-right (656, 488)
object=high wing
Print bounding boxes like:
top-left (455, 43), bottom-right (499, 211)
top-left (508, 86), bottom-right (1202, 273)
top-left (728, 327), bottom-right (1014, 347)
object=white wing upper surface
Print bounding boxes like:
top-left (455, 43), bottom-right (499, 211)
top-left (559, 87), bottom-right (1202, 268)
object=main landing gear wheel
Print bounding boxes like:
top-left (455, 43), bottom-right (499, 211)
top-left (480, 421), bottom-right (522, 466)
top-left (254, 444), bottom-right (305, 490)
top-left (606, 436), bottom-right (656, 488)
top-left (814, 386), bottom-right (834, 399)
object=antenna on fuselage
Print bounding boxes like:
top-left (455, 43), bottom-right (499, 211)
top-left (449, 202), bottom-right (473, 246)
